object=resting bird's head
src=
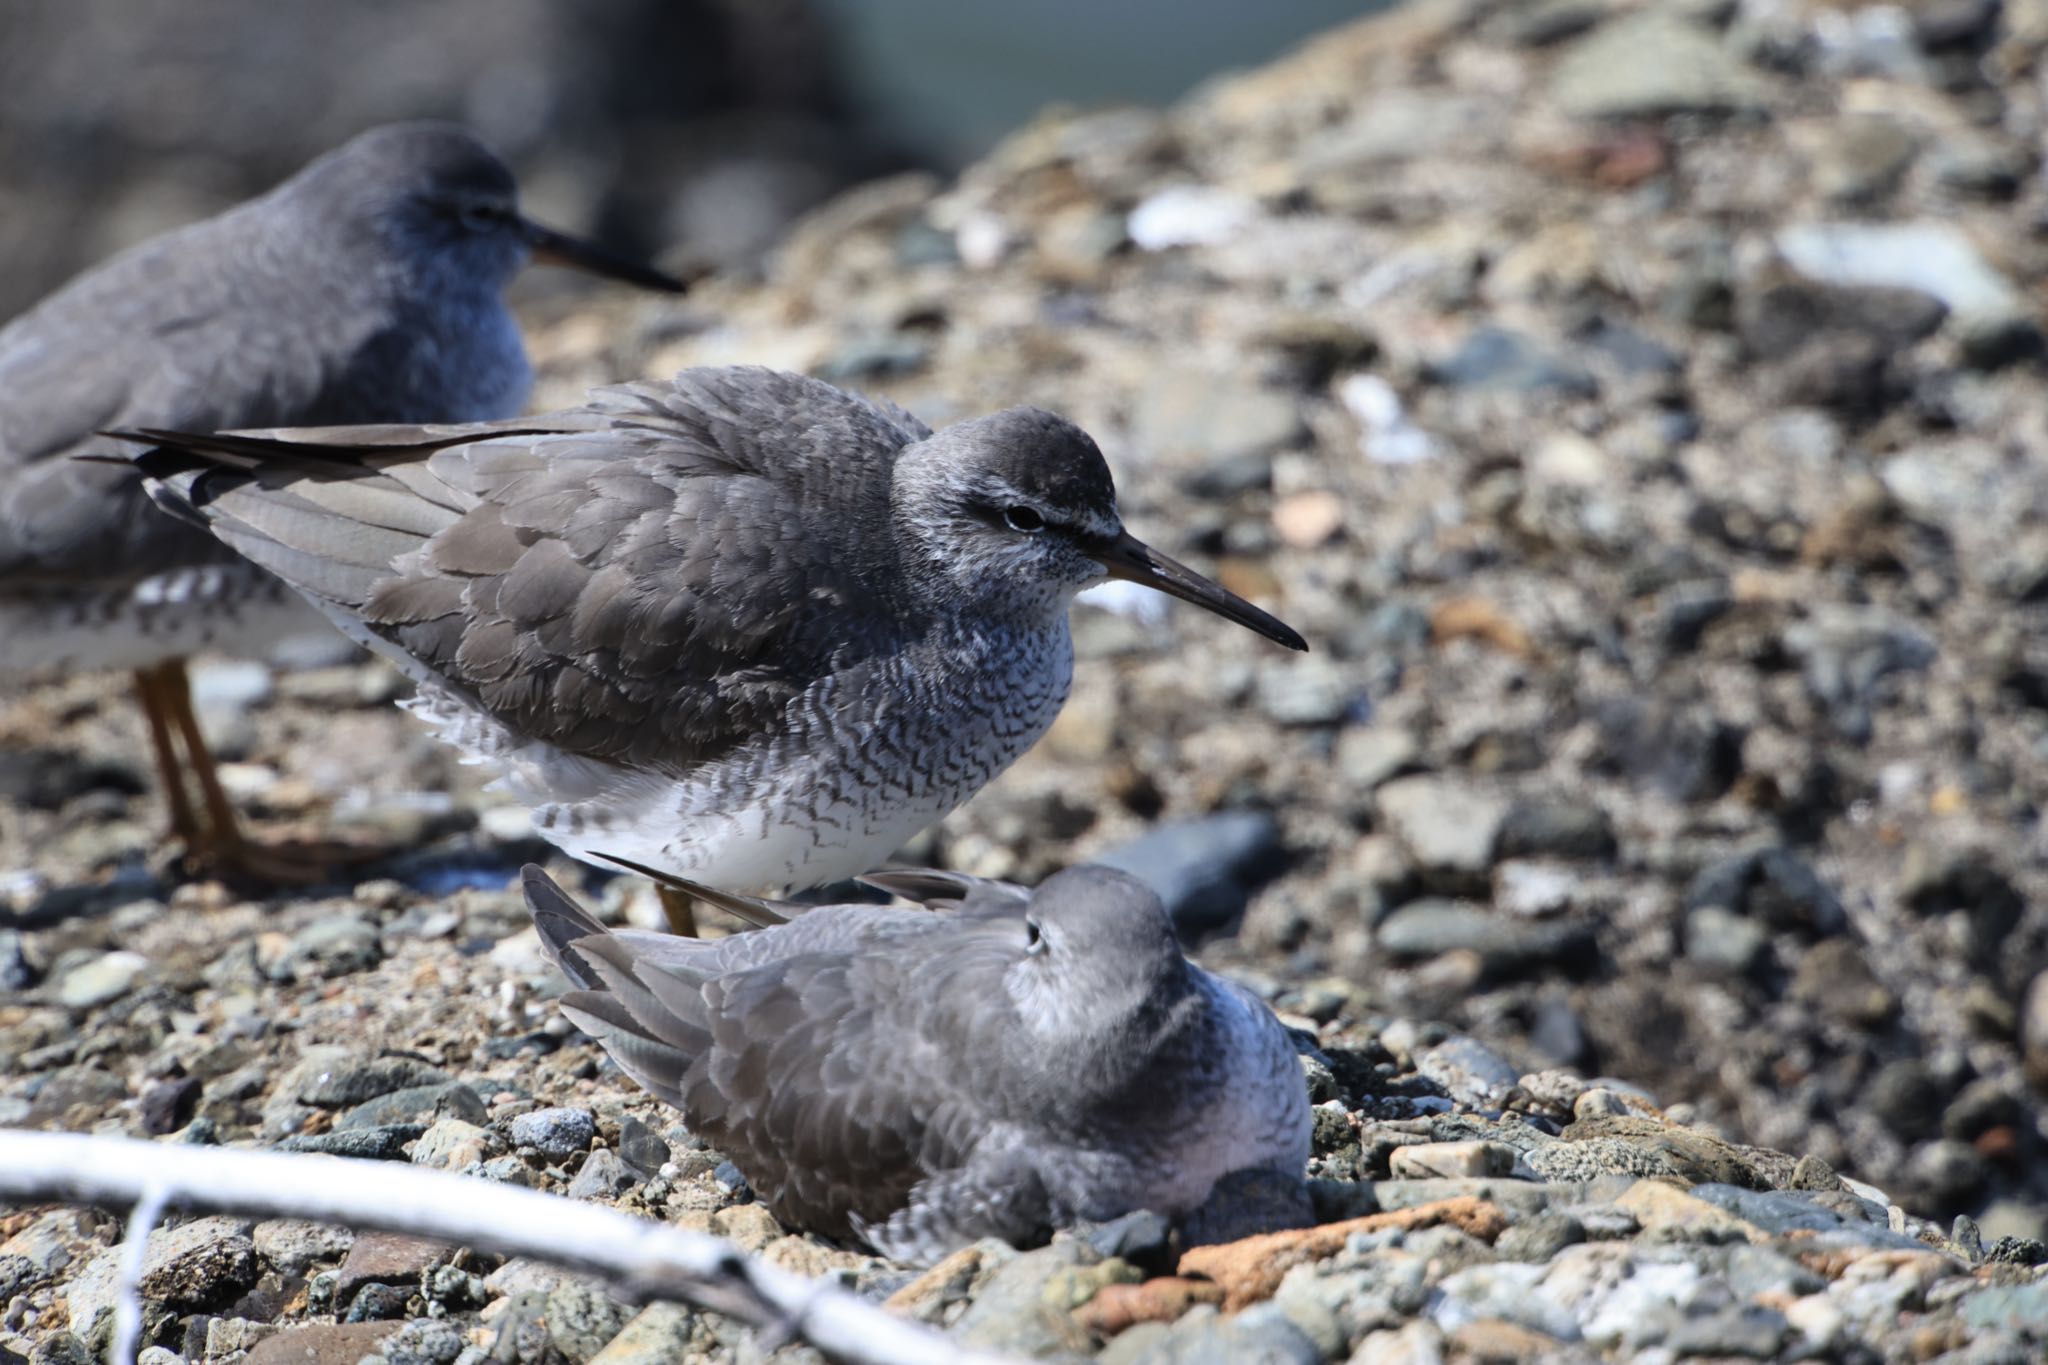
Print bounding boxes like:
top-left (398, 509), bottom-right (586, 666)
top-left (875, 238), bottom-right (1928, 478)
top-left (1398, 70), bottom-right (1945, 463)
top-left (891, 407), bottom-right (1304, 649)
top-left (998, 865), bottom-right (1192, 1042)
top-left (280, 121), bottom-right (683, 297)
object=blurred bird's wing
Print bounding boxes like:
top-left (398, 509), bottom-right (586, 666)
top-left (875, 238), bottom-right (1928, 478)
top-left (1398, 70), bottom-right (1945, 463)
top-left (124, 366), bottom-right (934, 770)
top-left (0, 216), bottom-right (330, 590)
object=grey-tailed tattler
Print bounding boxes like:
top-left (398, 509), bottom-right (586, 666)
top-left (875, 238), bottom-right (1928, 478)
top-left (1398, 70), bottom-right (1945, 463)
top-left (520, 861), bottom-right (1312, 1262)
top-left (120, 365), bottom-right (1307, 929)
top-left (0, 121), bottom-right (681, 884)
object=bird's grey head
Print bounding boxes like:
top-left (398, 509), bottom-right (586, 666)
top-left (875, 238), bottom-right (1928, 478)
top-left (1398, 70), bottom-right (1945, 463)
top-left (282, 122), bottom-right (533, 291)
top-left (892, 406), bottom-right (1308, 649)
top-left (999, 865), bottom-right (1190, 1041)
top-left (892, 407), bottom-right (1122, 606)
top-left (276, 122), bottom-right (684, 297)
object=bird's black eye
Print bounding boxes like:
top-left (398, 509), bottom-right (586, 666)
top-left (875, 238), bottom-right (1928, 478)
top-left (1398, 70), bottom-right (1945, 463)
top-left (1023, 918), bottom-right (1046, 953)
top-left (1004, 506), bottom-right (1046, 533)
top-left (458, 203), bottom-right (506, 234)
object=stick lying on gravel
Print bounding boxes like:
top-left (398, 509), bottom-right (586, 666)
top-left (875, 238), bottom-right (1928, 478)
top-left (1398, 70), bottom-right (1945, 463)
top-left (0, 1129), bottom-right (1020, 1365)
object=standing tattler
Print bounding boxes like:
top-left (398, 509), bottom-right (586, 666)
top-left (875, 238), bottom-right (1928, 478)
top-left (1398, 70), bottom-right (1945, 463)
top-left (0, 120), bottom-right (682, 883)
top-left (520, 862), bottom-right (1314, 1263)
top-left (123, 365), bottom-right (1306, 928)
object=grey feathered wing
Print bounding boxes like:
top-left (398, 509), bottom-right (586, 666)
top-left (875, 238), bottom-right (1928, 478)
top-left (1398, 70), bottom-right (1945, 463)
top-left (129, 366), bottom-right (933, 770)
top-left (519, 866), bottom-right (1051, 1256)
top-left (0, 215), bottom-right (325, 593)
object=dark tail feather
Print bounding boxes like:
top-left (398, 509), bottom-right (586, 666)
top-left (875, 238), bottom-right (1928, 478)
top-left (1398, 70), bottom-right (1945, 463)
top-left (589, 849), bottom-right (790, 927)
top-left (520, 865), bottom-right (613, 991)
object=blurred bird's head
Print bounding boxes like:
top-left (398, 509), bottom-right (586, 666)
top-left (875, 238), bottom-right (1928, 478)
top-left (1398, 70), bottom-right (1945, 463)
top-left (892, 406), bottom-right (1305, 650)
top-left (281, 121), bottom-right (683, 297)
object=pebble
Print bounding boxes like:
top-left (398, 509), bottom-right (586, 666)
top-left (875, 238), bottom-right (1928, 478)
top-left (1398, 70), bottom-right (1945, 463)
top-left (584, 1304), bottom-right (693, 1365)
top-left (510, 1107), bottom-right (596, 1161)
top-left (1095, 811), bottom-right (1285, 944)
top-left (409, 1119), bottom-right (501, 1171)
top-left (1374, 777), bottom-right (1508, 885)
top-left (55, 950), bottom-right (148, 1009)
top-left (1334, 728), bottom-right (1420, 792)
top-left (565, 1147), bottom-right (639, 1201)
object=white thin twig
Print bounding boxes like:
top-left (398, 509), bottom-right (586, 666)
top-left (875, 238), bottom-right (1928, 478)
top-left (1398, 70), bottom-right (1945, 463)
top-left (111, 1181), bottom-right (170, 1365)
top-left (0, 1130), bottom-right (1013, 1365)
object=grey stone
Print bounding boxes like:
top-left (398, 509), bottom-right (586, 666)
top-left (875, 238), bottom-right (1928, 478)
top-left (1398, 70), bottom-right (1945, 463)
top-left (1095, 810), bottom-right (1286, 945)
top-left (584, 1304), bottom-right (694, 1365)
top-left (1414, 1035), bottom-right (1521, 1108)
top-left (1495, 1212), bottom-right (1585, 1263)
top-left (1663, 1305), bottom-right (1788, 1359)
top-left (131, 1216), bottom-right (258, 1308)
top-left (510, 1107), bottom-right (597, 1161)
top-left (410, 1119), bottom-right (501, 1171)
top-left (380, 1319), bottom-right (466, 1365)
top-left (1115, 1303), bottom-right (1320, 1365)
top-left (1551, 10), bottom-right (1764, 118)
top-left (1256, 656), bottom-right (1356, 727)
top-left (296, 1056), bottom-right (454, 1108)
top-left (0, 1254), bottom-right (48, 1300)
top-left (337, 1082), bottom-right (487, 1131)
top-left (1426, 326), bottom-right (1595, 395)
top-left (1133, 370), bottom-right (1306, 467)
top-left (276, 1125), bottom-right (425, 1161)
top-left (952, 1242), bottom-right (1097, 1357)
top-left (1375, 777), bottom-right (1509, 884)
top-left (270, 916), bottom-right (384, 981)
top-left (1335, 728), bottom-right (1421, 792)
top-left (1777, 220), bottom-right (2024, 326)
top-left (1683, 905), bottom-right (1770, 975)
top-left (1495, 798), bottom-right (1614, 861)
top-left (1180, 1168), bottom-right (1314, 1247)
top-left (56, 951), bottom-right (149, 1009)
top-left (542, 1282), bottom-right (633, 1365)
top-left (1375, 900), bottom-right (1595, 977)
top-left (1684, 846), bottom-right (1844, 938)
top-left (1429, 1261), bottom-right (1581, 1340)
top-left (252, 1220), bottom-right (356, 1275)
top-left (615, 1115), bottom-right (670, 1176)
top-left (566, 1148), bottom-right (639, 1201)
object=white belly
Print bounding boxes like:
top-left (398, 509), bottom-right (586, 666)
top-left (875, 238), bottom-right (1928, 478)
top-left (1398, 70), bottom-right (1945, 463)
top-left (0, 565), bottom-right (333, 676)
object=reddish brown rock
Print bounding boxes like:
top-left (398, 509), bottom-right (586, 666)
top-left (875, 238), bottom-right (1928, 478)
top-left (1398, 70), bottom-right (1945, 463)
top-left (1178, 1197), bottom-right (1509, 1309)
top-left (1073, 1277), bottom-right (1225, 1336)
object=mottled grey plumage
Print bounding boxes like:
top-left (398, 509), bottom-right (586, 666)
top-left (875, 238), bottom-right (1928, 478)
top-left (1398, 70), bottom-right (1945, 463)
top-left (521, 862), bottom-right (1311, 1262)
top-left (128, 366), bottom-right (1305, 894)
top-left (0, 120), bottom-right (678, 877)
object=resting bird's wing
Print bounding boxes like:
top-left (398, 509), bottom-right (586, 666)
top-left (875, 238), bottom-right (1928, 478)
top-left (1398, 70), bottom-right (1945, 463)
top-left (128, 366), bottom-right (933, 770)
top-left (519, 866), bottom-right (1027, 1250)
top-left (0, 213), bottom-right (343, 592)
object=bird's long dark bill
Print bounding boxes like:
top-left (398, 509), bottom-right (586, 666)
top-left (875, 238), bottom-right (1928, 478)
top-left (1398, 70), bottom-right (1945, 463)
top-left (521, 219), bottom-right (686, 293)
top-left (1090, 530), bottom-right (1308, 651)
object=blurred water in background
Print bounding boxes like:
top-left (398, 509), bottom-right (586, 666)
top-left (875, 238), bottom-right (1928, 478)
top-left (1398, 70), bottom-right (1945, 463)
top-left (816, 0), bottom-right (1379, 167)
top-left (0, 0), bottom-right (1379, 318)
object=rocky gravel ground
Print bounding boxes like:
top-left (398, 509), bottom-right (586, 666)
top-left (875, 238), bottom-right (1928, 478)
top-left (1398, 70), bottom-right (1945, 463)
top-left (8, 0), bottom-right (2048, 1360)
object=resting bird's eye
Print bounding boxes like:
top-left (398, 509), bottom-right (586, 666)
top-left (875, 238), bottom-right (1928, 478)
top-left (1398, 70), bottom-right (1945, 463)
top-left (458, 203), bottom-right (506, 233)
top-left (1004, 505), bottom-right (1046, 533)
top-left (1023, 917), bottom-right (1046, 954)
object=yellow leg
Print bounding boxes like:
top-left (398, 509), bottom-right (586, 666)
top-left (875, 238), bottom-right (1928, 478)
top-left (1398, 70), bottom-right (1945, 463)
top-left (155, 659), bottom-right (251, 869)
top-left (656, 884), bottom-right (699, 938)
top-left (133, 663), bottom-right (202, 849)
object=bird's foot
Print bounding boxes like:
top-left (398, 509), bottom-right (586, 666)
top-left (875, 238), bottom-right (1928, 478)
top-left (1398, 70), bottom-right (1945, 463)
top-left (166, 824), bottom-right (391, 891)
